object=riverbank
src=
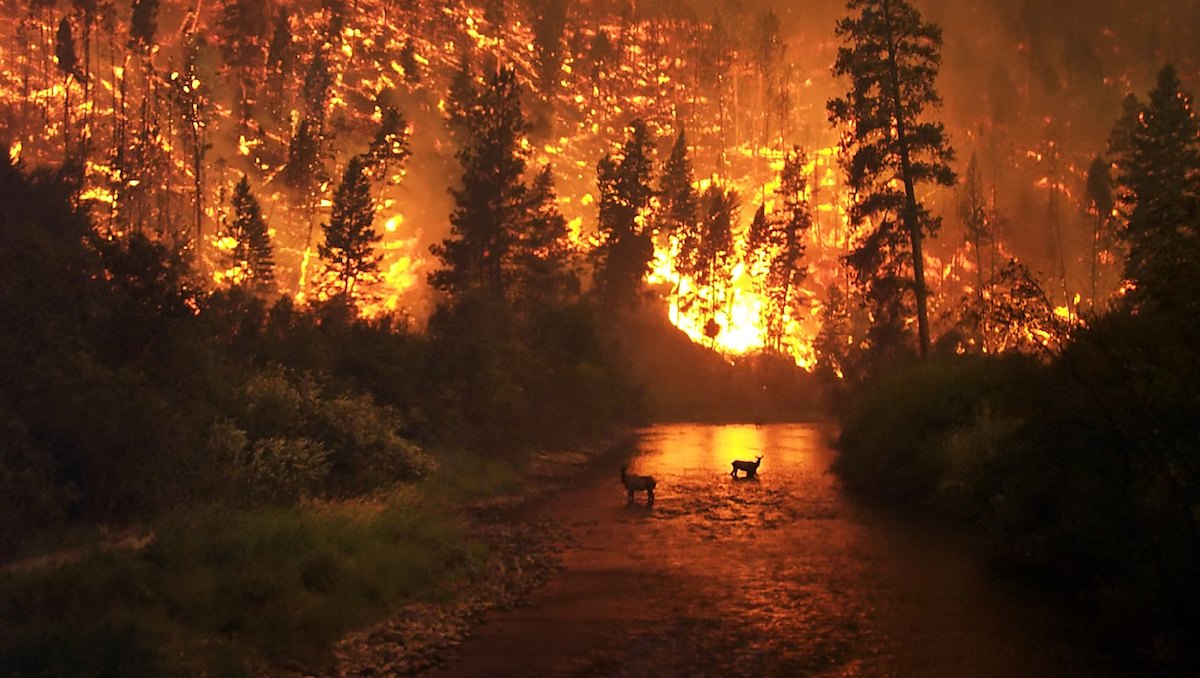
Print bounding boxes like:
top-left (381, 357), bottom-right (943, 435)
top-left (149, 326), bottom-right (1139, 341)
top-left (0, 440), bottom-right (628, 678)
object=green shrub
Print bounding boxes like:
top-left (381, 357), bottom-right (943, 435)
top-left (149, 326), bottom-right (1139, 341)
top-left (229, 367), bottom-right (430, 500)
top-left (238, 438), bottom-right (331, 505)
top-left (315, 395), bottom-right (434, 494)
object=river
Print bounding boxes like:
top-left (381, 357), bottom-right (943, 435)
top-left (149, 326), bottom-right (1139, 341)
top-left (428, 423), bottom-right (1123, 677)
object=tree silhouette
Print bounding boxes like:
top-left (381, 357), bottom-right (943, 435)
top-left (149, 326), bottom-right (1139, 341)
top-left (364, 106), bottom-right (411, 196)
top-left (319, 157), bottom-right (381, 299)
top-left (828, 0), bottom-right (956, 361)
top-left (511, 166), bottom-right (580, 314)
top-left (958, 153), bottom-right (994, 302)
top-left (1109, 64), bottom-right (1200, 311)
top-left (430, 65), bottom-right (528, 301)
top-left (55, 16), bottom-right (79, 159)
top-left (224, 175), bottom-right (275, 292)
top-left (590, 119), bottom-right (656, 309)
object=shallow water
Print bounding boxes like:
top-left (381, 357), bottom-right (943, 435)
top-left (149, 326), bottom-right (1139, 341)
top-left (430, 423), bottom-right (1122, 678)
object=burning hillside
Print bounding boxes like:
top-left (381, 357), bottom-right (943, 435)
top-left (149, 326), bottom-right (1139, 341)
top-left (1, 0), bottom-right (1194, 365)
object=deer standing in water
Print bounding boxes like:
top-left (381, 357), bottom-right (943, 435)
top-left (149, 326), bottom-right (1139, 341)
top-left (620, 466), bottom-right (656, 506)
top-left (731, 455), bottom-right (762, 478)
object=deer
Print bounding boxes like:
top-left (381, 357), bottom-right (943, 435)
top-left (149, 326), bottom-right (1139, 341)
top-left (731, 455), bottom-right (762, 478)
top-left (620, 466), bottom-right (656, 507)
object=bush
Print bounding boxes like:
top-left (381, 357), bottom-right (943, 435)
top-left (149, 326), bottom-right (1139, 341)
top-left (933, 405), bottom-right (1022, 520)
top-left (229, 366), bottom-right (431, 501)
top-left (238, 438), bottom-right (331, 505)
top-left (833, 353), bottom-right (1040, 503)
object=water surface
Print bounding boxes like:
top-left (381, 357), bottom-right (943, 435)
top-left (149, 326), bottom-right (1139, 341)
top-left (431, 423), bottom-right (1120, 678)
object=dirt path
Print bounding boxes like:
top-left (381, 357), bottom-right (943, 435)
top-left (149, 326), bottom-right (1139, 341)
top-left (425, 423), bottom-right (1123, 678)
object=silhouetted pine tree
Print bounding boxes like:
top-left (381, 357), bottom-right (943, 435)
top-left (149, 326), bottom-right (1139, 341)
top-left (1109, 64), bottom-right (1200, 311)
top-left (590, 119), bottom-right (655, 309)
top-left (530, 0), bottom-right (568, 96)
top-left (217, 0), bottom-right (269, 130)
top-left (430, 65), bottom-right (528, 301)
top-left (302, 50), bottom-right (332, 129)
top-left (512, 166), bottom-right (580, 313)
top-left (319, 156), bottom-right (381, 299)
top-left (283, 117), bottom-right (326, 249)
top-left (128, 0), bottom-right (157, 52)
top-left (958, 153), bottom-right (993, 301)
top-left (226, 175), bottom-right (275, 292)
top-left (265, 9), bottom-right (294, 121)
top-left (827, 0), bottom-right (956, 361)
top-left (657, 130), bottom-right (699, 267)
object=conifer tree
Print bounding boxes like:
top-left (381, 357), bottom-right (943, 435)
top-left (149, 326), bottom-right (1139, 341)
top-left (827, 0), bottom-right (956, 360)
top-left (430, 66), bottom-right (528, 301)
top-left (530, 0), bottom-right (569, 96)
top-left (692, 184), bottom-right (738, 341)
top-left (319, 156), bottom-right (381, 299)
top-left (225, 175), bottom-right (275, 291)
top-left (746, 147), bottom-right (813, 351)
top-left (657, 130), bottom-right (699, 245)
top-left (1109, 64), bottom-right (1200, 310)
top-left (284, 118), bottom-right (326, 249)
top-left (512, 166), bottom-right (580, 312)
top-left (217, 0), bottom-right (269, 130)
top-left (129, 0), bottom-right (158, 52)
top-left (657, 130), bottom-right (700, 298)
top-left (265, 9), bottom-right (294, 120)
top-left (590, 119), bottom-right (656, 309)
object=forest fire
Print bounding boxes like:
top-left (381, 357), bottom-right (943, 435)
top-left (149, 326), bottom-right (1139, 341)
top-left (7, 1), bottom-right (1200, 676)
top-left (0, 0), bottom-right (1177, 368)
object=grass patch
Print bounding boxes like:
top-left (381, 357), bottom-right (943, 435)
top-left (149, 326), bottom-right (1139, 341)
top-left (418, 448), bottom-right (525, 506)
top-left (0, 496), bottom-right (485, 677)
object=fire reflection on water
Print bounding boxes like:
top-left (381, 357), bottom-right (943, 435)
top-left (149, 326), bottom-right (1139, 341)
top-left (633, 423), bottom-right (833, 481)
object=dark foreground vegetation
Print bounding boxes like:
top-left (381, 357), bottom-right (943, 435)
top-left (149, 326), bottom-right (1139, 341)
top-left (0, 146), bottom-right (815, 675)
top-left (829, 64), bottom-right (1200, 676)
top-left (0, 150), bottom-right (635, 675)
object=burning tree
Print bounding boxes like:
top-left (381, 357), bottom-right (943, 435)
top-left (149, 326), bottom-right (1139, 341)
top-left (690, 184), bottom-right (738, 343)
top-left (747, 146), bottom-right (813, 353)
top-left (827, 0), bottom-right (956, 361)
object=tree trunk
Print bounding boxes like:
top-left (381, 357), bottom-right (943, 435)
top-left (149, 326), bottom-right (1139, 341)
top-left (882, 0), bottom-right (931, 360)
